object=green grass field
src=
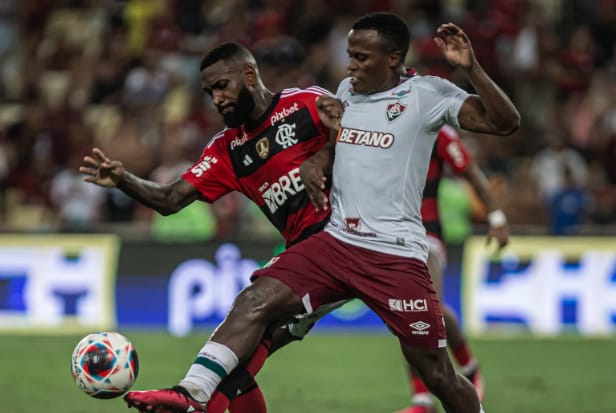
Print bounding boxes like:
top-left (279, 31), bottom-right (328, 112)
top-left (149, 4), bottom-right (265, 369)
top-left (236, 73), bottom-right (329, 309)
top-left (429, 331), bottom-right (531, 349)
top-left (0, 332), bottom-right (613, 413)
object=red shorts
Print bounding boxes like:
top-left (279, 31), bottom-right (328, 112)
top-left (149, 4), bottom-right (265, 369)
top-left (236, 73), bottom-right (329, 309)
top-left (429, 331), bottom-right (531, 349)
top-left (253, 232), bottom-right (446, 348)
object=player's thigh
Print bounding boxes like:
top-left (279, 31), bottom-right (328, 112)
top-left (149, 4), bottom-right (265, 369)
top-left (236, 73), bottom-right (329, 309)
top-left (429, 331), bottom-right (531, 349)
top-left (222, 277), bottom-right (304, 330)
top-left (252, 232), bottom-right (352, 317)
top-left (352, 253), bottom-right (446, 349)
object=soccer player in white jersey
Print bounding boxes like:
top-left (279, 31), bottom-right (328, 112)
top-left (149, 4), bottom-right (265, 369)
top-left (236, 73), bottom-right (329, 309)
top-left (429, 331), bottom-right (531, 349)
top-left (126, 12), bottom-right (519, 413)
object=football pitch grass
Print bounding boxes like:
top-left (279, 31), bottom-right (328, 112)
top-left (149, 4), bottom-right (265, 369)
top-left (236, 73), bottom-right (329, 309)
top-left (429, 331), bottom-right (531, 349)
top-left (1, 332), bottom-right (613, 413)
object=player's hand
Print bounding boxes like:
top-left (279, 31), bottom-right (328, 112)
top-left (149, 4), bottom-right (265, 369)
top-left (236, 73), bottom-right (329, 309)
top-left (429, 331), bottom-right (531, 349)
top-left (79, 147), bottom-right (125, 188)
top-left (316, 96), bottom-right (343, 131)
top-left (434, 23), bottom-right (475, 70)
top-left (299, 158), bottom-right (329, 212)
top-left (486, 224), bottom-right (509, 252)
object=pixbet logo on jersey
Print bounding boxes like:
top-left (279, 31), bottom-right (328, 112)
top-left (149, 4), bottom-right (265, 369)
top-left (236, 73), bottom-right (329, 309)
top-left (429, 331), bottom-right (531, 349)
top-left (191, 155), bottom-right (218, 177)
top-left (338, 127), bottom-right (394, 149)
top-left (259, 167), bottom-right (304, 213)
top-left (229, 133), bottom-right (248, 150)
top-left (270, 102), bottom-right (299, 124)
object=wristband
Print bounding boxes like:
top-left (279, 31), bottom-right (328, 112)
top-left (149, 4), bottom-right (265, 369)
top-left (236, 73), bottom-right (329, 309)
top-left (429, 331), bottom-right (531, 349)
top-left (488, 209), bottom-right (507, 227)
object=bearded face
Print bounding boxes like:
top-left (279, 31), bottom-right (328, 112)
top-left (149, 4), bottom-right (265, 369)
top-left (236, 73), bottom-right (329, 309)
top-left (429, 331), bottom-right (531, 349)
top-left (219, 85), bottom-right (255, 128)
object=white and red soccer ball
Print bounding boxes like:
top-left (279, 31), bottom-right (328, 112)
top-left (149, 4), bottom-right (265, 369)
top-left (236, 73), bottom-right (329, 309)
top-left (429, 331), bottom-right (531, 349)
top-left (71, 331), bottom-right (139, 399)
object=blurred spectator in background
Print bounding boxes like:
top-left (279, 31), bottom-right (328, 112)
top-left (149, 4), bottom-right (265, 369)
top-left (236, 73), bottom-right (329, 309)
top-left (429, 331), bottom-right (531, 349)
top-left (531, 129), bottom-right (589, 204)
top-left (549, 163), bottom-right (590, 235)
top-left (0, 0), bottom-right (614, 238)
top-left (50, 149), bottom-right (106, 231)
top-left (252, 35), bottom-right (314, 92)
top-left (149, 125), bottom-right (217, 242)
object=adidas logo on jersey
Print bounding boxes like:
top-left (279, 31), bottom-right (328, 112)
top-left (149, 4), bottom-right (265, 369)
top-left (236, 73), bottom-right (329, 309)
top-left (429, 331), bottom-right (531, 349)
top-left (260, 168), bottom-right (304, 214)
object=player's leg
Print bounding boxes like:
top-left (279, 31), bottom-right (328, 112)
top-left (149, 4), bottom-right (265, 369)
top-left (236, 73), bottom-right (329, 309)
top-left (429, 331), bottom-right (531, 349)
top-left (210, 326), bottom-right (298, 413)
top-left (395, 239), bottom-right (444, 413)
top-left (125, 233), bottom-right (350, 413)
top-left (354, 250), bottom-right (483, 413)
top-left (222, 300), bottom-right (347, 413)
top-left (400, 344), bottom-right (482, 413)
top-left (207, 332), bottom-right (275, 413)
top-left (442, 305), bottom-right (484, 400)
top-left (429, 236), bottom-right (483, 401)
top-left (123, 276), bottom-right (304, 412)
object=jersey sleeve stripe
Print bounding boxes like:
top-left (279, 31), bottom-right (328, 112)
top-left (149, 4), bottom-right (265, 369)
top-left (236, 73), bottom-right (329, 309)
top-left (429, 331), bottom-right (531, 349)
top-left (281, 86), bottom-right (334, 99)
top-left (280, 87), bottom-right (301, 96)
top-left (306, 85), bottom-right (335, 96)
top-left (206, 130), bottom-right (226, 148)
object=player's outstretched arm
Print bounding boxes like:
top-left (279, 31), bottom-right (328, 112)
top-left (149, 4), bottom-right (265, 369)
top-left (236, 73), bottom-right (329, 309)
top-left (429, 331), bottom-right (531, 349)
top-left (80, 147), bottom-right (200, 216)
top-left (434, 23), bottom-right (520, 135)
top-left (463, 161), bottom-right (509, 250)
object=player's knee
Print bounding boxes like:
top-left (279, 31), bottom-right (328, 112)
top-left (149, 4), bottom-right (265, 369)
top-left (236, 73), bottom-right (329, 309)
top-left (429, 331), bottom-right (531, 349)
top-left (234, 278), bottom-right (298, 325)
top-left (425, 368), bottom-right (469, 398)
top-left (420, 367), bottom-right (450, 392)
top-left (234, 284), bottom-right (276, 323)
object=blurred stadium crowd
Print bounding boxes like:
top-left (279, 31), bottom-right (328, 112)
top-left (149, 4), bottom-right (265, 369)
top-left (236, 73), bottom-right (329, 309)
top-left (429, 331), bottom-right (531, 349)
top-left (0, 0), bottom-right (614, 241)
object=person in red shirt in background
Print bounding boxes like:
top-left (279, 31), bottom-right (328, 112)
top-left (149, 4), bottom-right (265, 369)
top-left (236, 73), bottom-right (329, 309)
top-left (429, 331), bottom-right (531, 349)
top-left (396, 124), bottom-right (509, 413)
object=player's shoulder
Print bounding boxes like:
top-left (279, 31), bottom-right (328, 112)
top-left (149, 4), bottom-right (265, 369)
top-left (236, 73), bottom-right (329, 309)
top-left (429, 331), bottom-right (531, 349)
top-left (333, 77), bottom-right (357, 100)
top-left (205, 128), bottom-right (237, 150)
top-left (277, 86), bottom-right (334, 112)
top-left (409, 74), bottom-right (461, 93)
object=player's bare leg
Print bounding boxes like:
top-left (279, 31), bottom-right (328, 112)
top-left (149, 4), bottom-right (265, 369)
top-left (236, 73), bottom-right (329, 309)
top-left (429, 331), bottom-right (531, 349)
top-left (442, 305), bottom-right (484, 400)
top-left (397, 242), bottom-right (483, 413)
top-left (124, 276), bottom-right (304, 412)
top-left (400, 343), bottom-right (483, 413)
top-left (207, 326), bottom-right (301, 413)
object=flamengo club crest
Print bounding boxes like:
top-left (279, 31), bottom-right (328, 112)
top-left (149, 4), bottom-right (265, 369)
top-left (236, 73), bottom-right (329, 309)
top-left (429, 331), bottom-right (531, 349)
top-left (386, 101), bottom-right (406, 122)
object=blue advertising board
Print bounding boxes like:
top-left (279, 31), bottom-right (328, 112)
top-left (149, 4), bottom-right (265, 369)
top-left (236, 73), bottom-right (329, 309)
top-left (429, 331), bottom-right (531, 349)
top-left (0, 235), bottom-right (466, 335)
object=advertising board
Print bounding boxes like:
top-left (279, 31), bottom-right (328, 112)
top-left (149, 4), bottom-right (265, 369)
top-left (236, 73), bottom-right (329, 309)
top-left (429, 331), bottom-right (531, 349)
top-left (463, 236), bottom-right (616, 335)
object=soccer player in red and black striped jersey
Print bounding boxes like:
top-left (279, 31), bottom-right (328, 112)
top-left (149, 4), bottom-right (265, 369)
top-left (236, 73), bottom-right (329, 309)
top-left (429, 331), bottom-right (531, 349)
top-left (80, 42), bottom-right (341, 413)
top-left (396, 125), bottom-right (509, 413)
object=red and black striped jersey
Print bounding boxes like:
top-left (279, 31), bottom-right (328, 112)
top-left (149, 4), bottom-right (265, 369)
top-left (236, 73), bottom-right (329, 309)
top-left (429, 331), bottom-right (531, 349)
top-left (421, 125), bottom-right (472, 239)
top-left (182, 86), bottom-right (332, 246)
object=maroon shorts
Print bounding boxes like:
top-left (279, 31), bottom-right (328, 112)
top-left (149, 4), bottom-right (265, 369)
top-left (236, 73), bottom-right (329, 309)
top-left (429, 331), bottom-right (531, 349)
top-left (253, 231), bottom-right (446, 349)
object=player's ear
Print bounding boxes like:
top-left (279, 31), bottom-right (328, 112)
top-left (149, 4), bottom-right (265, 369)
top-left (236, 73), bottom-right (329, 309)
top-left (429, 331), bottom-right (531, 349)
top-left (243, 63), bottom-right (258, 87)
top-left (388, 50), bottom-right (402, 70)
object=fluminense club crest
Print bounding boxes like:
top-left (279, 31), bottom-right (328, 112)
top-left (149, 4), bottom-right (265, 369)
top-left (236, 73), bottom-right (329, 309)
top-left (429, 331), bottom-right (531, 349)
top-left (386, 101), bottom-right (406, 122)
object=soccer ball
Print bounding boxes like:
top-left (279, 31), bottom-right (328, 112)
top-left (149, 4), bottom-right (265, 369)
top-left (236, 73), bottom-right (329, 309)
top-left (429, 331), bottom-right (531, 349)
top-left (71, 331), bottom-right (139, 399)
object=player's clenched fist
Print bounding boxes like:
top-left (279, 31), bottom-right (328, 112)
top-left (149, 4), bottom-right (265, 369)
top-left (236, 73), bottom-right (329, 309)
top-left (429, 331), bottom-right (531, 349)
top-left (79, 147), bottom-right (125, 188)
top-left (315, 96), bottom-right (343, 131)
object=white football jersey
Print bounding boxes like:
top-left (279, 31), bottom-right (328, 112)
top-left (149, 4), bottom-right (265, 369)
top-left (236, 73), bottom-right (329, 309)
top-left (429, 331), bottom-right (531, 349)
top-left (324, 75), bottom-right (470, 261)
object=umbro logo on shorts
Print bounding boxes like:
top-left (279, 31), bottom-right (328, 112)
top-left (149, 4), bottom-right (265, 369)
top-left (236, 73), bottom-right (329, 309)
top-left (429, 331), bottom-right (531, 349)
top-left (409, 321), bottom-right (431, 335)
